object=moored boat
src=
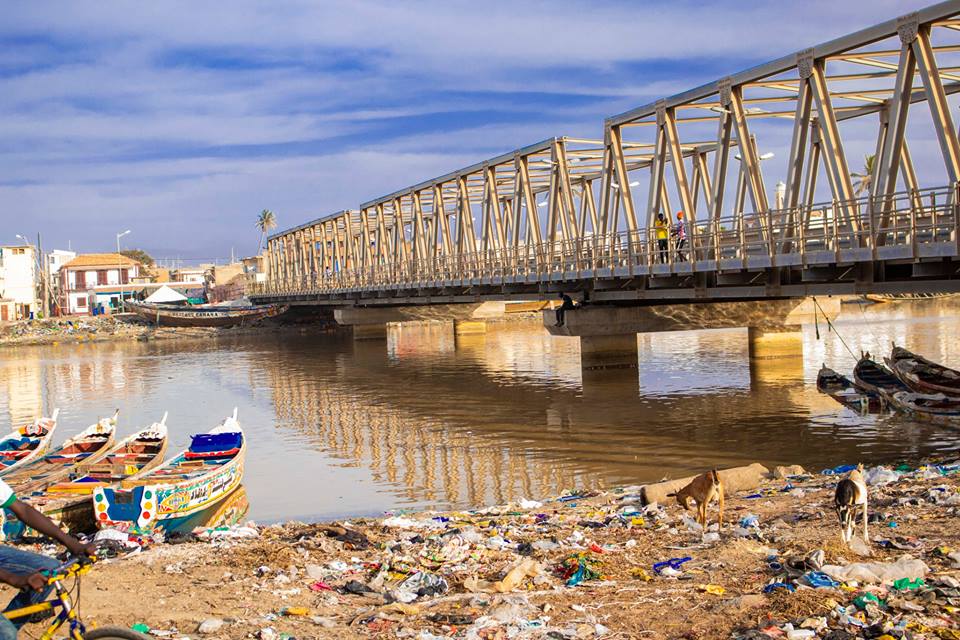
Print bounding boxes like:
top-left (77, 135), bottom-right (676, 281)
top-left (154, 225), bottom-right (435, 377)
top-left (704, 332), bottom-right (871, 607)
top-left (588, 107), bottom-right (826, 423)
top-left (853, 354), bottom-right (909, 396)
top-left (126, 300), bottom-right (287, 328)
top-left (882, 390), bottom-right (960, 426)
top-left (0, 410), bottom-right (60, 477)
top-left (93, 409), bottom-right (245, 534)
top-left (0, 415), bottom-right (170, 539)
top-left (816, 365), bottom-right (882, 413)
top-left (3, 411), bottom-right (117, 493)
top-left (887, 345), bottom-right (960, 397)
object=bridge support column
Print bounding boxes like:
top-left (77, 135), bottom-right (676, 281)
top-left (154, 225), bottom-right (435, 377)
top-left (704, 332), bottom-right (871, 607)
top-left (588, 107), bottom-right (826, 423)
top-left (580, 334), bottom-right (639, 371)
top-left (747, 326), bottom-right (804, 385)
top-left (352, 323), bottom-right (388, 341)
top-left (454, 320), bottom-right (487, 336)
top-left (747, 327), bottom-right (803, 361)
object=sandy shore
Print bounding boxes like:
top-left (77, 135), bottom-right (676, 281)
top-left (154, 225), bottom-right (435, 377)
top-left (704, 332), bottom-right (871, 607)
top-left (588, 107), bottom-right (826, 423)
top-left (5, 459), bottom-right (957, 639)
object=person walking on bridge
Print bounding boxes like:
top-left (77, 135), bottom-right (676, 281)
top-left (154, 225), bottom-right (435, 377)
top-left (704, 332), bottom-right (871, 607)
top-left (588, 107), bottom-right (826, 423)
top-left (672, 211), bottom-right (687, 262)
top-left (555, 292), bottom-right (576, 327)
top-left (655, 213), bottom-right (669, 264)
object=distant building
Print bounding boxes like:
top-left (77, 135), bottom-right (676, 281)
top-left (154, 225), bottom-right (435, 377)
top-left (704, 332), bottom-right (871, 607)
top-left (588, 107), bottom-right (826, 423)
top-left (209, 273), bottom-right (247, 303)
top-left (47, 249), bottom-right (77, 281)
top-left (46, 249), bottom-right (77, 315)
top-left (59, 253), bottom-right (141, 316)
top-left (242, 255), bottom-right (265, 281)
top-left (0, 245), bottom-right (38, 320)
top-left (207, 257), bottom-right (266, 303)
top-left (170, 267), bottom-right (206, 285)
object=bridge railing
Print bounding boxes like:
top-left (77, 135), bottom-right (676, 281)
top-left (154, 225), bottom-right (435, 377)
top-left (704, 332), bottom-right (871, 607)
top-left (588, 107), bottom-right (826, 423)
top-left (253, 184), bottom-right (958, 297)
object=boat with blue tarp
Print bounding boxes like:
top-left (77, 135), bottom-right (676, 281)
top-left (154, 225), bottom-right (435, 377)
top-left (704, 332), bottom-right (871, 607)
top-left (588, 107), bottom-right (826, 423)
top-left (93, 409), bottom-right (245, 534)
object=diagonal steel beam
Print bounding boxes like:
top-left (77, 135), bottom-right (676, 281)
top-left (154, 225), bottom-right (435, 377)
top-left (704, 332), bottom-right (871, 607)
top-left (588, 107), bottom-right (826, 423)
top-left (913, 24), bottom-right (960, 183)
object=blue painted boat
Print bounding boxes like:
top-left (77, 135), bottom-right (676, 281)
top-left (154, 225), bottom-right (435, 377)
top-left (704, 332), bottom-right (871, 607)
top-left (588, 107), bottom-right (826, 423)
top-left (93, 409), bottom-right (245, 535)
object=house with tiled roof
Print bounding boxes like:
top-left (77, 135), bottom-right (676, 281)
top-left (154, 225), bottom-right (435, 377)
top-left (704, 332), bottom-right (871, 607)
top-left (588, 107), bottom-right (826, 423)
top-left (59, 253), bottom-right (141, 315)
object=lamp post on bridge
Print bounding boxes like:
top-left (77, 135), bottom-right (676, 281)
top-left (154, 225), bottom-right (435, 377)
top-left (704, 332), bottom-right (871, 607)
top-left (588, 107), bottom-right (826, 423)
top-left (116, 229), bottom-right (131, 313)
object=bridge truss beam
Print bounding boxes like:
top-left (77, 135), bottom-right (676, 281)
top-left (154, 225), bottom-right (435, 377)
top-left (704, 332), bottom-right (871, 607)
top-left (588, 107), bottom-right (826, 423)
top-left (261, 2), bottom-right (960, 303)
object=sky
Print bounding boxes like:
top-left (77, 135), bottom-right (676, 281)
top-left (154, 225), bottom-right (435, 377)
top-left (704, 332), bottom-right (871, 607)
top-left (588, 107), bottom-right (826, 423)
top-left (0, 0), bottom-right (942, 264)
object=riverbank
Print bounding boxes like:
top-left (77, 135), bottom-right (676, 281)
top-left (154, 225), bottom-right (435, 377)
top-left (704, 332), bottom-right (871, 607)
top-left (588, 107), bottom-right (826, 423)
top-left (19, 458), bottom-right (959, 640)
top-left (0, 311), bottom-right (543, 348)
top-left (0, 315), bottom-right (336, 347)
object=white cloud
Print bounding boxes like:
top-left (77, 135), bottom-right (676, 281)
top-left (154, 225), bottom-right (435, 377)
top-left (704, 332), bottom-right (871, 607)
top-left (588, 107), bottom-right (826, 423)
top-left (0, 0), bottom-right (948, 257)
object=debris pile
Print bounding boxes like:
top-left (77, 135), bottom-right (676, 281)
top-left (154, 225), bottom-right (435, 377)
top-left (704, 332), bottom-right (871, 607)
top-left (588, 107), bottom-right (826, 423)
top-left (39, 459), bottom-right (960, 639)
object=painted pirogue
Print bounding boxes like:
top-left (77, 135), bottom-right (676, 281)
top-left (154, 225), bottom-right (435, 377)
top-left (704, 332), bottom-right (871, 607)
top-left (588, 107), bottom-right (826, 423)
top-left (0, 409), bottom-right (59, 476)
top-left (125, 301), bottom-right (287, 328)
top-left (94, 409), bottom-right (245, 534)
top-left (853, 354), bottom-right (909, 396)
top-left (2, 411), bottom-right (117, 493)
top-left (816, 365), bottom-right (882, 413)
top-left (888, 345), bottom-right (960, 397)
top-left (2, 416), bottom-right (170, 539)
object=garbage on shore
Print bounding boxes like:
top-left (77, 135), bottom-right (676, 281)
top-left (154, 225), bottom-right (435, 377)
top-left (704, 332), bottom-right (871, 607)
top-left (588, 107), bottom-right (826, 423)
top-left (40, 458), bottom-right (960, 639)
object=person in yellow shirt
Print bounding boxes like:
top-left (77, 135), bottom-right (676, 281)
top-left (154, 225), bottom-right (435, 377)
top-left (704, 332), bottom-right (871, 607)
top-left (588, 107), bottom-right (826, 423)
top-left (654, 212), bottom-right (669, 263)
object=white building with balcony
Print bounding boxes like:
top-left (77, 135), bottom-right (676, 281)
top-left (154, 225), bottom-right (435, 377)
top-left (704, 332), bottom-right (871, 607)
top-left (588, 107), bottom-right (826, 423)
top-left (58, 253), bottom-right (140, 315)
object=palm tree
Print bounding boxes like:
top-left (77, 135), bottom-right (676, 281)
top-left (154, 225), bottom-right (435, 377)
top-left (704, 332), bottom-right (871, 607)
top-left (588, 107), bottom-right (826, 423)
top-left (256, 209), bottom-right (277, 254)
top-left (851, 154), bottom-right (876, 196)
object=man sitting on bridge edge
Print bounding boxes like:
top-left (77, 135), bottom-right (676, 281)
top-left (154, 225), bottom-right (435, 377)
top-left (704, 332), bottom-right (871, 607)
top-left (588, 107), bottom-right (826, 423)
top-left (555, 292), bottom-right (577, 327)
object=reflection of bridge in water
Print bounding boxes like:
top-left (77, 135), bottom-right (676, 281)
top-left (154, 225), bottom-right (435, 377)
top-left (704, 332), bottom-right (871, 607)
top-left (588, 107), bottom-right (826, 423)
top-left (265, 354), bottom-right (594, 508)
top-left (253, 324), bottom-right (945, 511)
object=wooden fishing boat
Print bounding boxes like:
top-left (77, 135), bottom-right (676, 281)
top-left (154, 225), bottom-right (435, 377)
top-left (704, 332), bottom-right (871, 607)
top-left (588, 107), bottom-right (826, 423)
top-left (0, 415), bottom-right (169, 539)
top-left (94, 409), bottom-right (245, 534)
top-left (882, 390), bottom-right (960, 426)
top-left (0, 409), bottom-right (60, 477)
top-left (816, 365), bottom-right (882, 413)
top-left (126, 301), bottom-right (287, 328)
top-left (853, 355), bottom-right (909, 396)
top-left (3, 411), bottom-right (117, 493)
top-left (886, 345), bottom-right (960, 397)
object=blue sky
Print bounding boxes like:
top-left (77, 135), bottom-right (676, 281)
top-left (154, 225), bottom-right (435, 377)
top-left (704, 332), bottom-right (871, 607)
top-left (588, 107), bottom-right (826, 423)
top-left (0, 1), bottom-right (938, 263)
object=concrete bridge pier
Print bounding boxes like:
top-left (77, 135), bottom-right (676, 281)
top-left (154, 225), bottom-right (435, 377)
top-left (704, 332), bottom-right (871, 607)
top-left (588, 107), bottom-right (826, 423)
top-left (454, 320), bottom-right (487, 336)
top-left (580, 334), bottom-right (639, 371)
top-left (351, 323), bottom-right (389, 341)
top-left (747, 326), bottom-right (804, 361)
top-left (545, 297), bottom-right (839, 374)
top-left (334, 302), bottom-right (504, 345)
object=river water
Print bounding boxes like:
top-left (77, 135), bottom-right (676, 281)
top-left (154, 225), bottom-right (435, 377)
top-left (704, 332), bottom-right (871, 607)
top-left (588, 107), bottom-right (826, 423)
top-left (0, 300), bottom-right (958, 523)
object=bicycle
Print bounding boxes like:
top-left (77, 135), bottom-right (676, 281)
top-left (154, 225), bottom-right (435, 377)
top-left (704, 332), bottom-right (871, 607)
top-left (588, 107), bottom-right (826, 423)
top-left (3, 554), bottom-right (148, 639)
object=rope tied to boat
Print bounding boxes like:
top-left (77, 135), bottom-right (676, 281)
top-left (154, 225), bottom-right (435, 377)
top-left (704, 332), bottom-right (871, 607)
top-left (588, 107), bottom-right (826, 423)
top-left (812, 297), bottom-right (858, 361)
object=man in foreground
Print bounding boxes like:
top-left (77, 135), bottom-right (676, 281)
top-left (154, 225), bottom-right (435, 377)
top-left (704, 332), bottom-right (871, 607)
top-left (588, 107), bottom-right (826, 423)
top-left (0, 476), bottom-right (94, 639)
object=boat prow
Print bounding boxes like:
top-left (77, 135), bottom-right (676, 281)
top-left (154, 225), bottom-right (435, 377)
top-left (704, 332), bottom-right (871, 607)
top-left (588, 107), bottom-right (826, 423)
top-left (816, 365), bottom-right (882, 413)
top-left (8, 410), bottom-right (118, 494)
top-left (0, 409), bottom-right (60, 477)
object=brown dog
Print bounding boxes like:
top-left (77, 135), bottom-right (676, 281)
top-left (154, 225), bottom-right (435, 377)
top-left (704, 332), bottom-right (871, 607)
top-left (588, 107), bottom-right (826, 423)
top-left (670, 469), bottom-right (724, 529)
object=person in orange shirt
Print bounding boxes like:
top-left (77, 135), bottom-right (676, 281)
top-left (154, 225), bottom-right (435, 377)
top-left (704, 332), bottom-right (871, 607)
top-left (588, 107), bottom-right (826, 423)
top-left (672, 211), bottom-right (687, 262)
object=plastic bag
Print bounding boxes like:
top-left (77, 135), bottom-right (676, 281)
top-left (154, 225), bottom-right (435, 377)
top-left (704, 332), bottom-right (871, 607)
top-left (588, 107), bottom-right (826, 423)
top-left (821, 555), bottom-right (929, 584)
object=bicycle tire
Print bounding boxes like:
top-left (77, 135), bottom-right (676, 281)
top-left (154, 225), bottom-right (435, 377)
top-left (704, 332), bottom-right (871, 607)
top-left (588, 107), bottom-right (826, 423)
top-left (83, 627), bottom-right (151, 640)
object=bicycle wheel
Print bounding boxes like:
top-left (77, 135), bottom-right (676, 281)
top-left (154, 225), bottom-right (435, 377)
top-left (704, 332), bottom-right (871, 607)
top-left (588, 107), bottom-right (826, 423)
top-left (84, 627), bottom-right (151, 640)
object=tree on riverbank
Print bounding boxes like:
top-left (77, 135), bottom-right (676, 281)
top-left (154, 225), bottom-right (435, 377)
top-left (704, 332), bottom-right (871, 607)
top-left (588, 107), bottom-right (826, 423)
top-left (120, 249), bottom-right (155, 268)
top-left (256, 209), bottom-right (277, 254)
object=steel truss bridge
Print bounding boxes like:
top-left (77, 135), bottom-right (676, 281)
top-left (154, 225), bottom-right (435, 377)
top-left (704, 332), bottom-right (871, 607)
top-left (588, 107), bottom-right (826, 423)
top-left (253, 2), bottom-right (960, 308)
